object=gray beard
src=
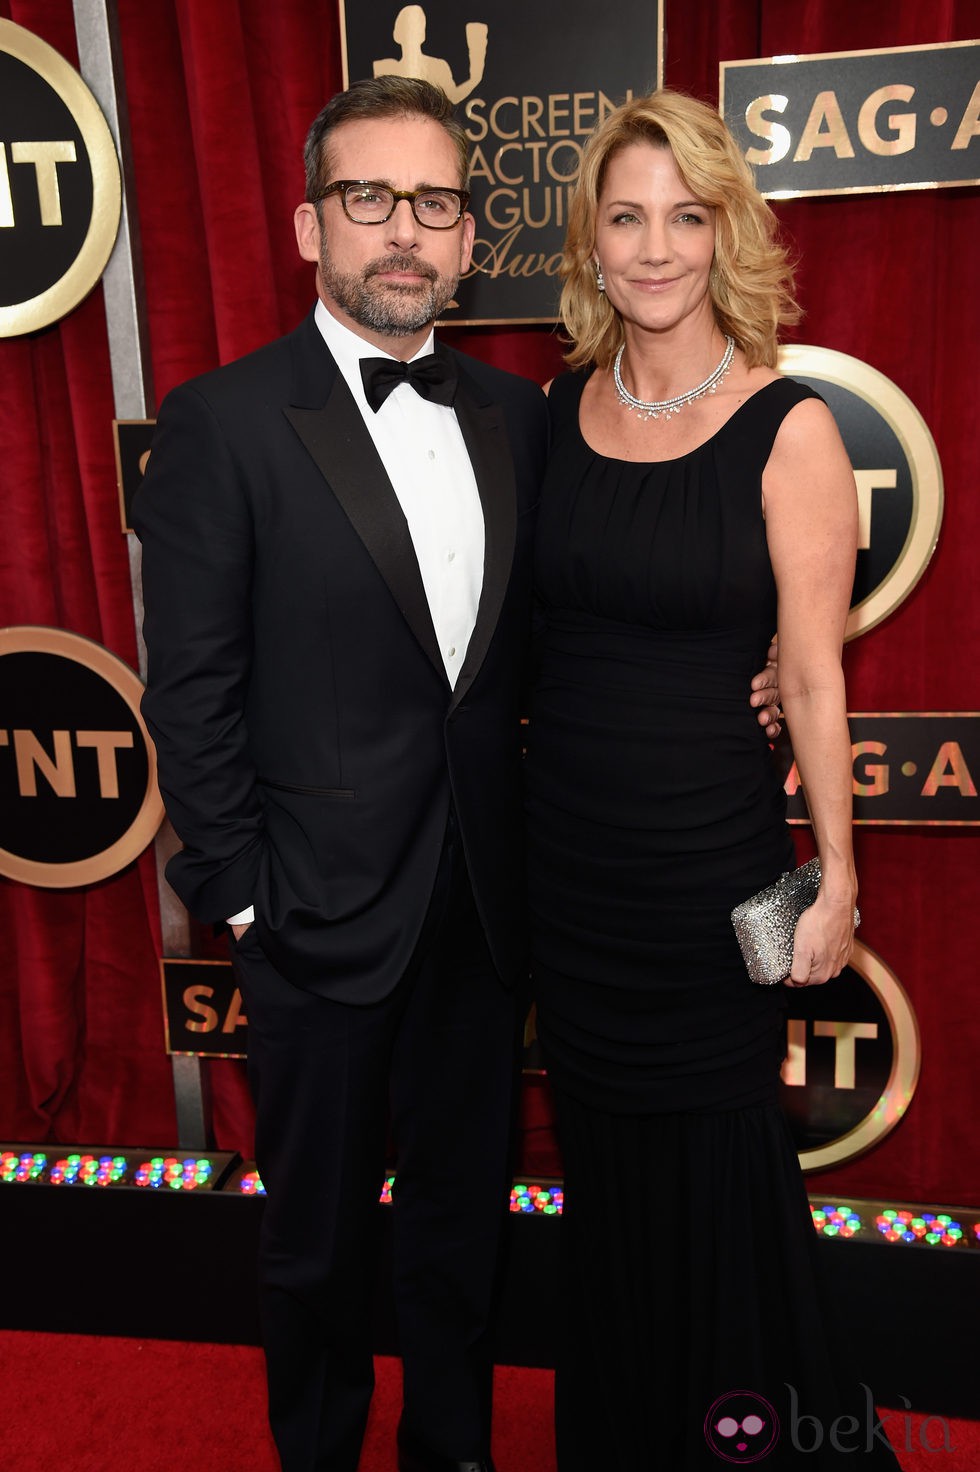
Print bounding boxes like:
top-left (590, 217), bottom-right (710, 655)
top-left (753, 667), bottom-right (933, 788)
top-left (319, 248), bottom-right (460, 337)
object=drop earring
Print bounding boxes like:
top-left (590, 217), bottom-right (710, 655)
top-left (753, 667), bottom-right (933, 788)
top-left (594, 260), bottom-right (605, 293)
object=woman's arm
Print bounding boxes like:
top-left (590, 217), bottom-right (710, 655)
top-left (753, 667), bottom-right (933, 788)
top-left (762, 396), bottom-right (858, 987)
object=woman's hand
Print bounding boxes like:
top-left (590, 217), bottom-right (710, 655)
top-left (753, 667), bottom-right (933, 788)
top-left (786, 893), bottom-right (857, 987)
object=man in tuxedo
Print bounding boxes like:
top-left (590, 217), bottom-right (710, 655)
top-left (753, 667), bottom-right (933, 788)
top-left (135, 74), bottom-right (779, 1472)
top-left (134, 77), bottom-right (546, 1472)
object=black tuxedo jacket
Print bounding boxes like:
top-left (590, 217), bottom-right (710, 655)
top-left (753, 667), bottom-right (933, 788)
top-left (133, 310), bottom-right (548, 1001)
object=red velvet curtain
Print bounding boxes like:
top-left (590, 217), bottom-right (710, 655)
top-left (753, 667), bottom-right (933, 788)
top-left (1, 0), bottom-right (977, 1204)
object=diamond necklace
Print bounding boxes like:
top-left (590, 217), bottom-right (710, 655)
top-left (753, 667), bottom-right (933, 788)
top-left (613, 335), bottom-right (735, 422)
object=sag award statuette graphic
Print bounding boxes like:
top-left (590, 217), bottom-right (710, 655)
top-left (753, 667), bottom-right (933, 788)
top-left (340, 0), bottom-right (663, 322)
top-left (0, 17), bottom-right (121, 336)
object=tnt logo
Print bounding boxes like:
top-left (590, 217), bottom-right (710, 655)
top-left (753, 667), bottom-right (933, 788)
top-left (0, 627), bottom-right (163, 887)
top-left (780, 939), bottom-right (919, 1172)
top-left (0, 17), bottom-right (120, 336)
top-left (0, 138), bottom-right (79, 227)
top-left (777, 346), bottom-right (942, 641)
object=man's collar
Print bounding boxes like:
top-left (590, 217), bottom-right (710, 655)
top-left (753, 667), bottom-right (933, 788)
top-left (313, 298), bottom-right (435, 371)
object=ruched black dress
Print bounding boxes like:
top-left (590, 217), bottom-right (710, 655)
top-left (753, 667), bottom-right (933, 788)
top-left (525, 372), bottom-right (899, 1469)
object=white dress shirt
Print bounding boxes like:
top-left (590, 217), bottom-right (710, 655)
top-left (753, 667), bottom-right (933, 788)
top-left (227, 301), bottom-right (486, 927)
top-left (314, 299), bottom-right (485, 684)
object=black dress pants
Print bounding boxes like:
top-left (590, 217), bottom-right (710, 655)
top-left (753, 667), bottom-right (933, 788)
top-left (232, 826), bottom-right (521, 1472)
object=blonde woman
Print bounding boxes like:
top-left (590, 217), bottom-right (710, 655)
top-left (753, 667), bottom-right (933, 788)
top-left (525, 90), bottom-right (899, 1468)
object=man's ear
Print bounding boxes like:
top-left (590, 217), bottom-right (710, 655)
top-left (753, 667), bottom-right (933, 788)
top-left (459, 210), bottom-right (476, 276)
top-left (294, 201), bottom-right (322, 264)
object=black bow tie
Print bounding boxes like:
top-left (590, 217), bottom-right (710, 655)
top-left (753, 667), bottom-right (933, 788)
top-left (360, 352), bottom-right (457, 412)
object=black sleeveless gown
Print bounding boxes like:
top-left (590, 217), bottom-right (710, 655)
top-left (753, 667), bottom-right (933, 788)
top-left (525, 373), bottom-right (899, 1469)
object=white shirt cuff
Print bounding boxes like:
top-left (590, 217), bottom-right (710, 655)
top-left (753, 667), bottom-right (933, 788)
top-left (226, 905), bottom-right (255, 925)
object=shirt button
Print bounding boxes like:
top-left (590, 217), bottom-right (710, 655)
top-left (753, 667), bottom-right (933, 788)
top-left (448, 646), bottom-right (456, 657)
top-left (447, 550), bottom-right (455, 562)
top-left (428, 449), bottom-right (436, 460)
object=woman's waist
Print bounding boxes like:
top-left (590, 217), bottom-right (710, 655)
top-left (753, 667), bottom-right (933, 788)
top-left (534, 611), bottom-right (771, 692)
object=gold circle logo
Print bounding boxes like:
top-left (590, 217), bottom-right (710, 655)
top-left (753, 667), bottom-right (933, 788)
top-left (779, 939), bottom-right (920, 1172)
top-left (0, 18), bottom-right (121, 336)
top-left (778, 345), bottom-right (943, 641)
top-left (0, 627), bottom-right (164, 887)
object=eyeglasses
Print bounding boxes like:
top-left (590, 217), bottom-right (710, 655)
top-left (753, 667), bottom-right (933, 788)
top-left (315, 180), bottom-right (470, 229)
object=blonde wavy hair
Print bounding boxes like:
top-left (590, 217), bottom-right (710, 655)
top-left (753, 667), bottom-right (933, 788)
top-left (560, 89), bottom-right (799, 371)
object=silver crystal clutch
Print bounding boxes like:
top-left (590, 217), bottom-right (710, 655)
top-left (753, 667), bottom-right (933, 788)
top-left (731, 857), bottom-right (860, 986)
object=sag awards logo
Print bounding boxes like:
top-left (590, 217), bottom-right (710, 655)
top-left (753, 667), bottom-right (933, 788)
top-left (341, 0), bottom-right (663, 321)
top-left (161, 957), bottom-right (248, 1059)
top-left (0, 627), bottom-right (163, 887)
top-left (777, 345), bottom-right (943, 639)
top-left (721, 40), bottom-right (980, 198)
top-left (0, 17), bottom-right (121, 336)
top-left (113, 417), bottom-right (156, 532)
top-left (781, 713), bottom-right (980, 827)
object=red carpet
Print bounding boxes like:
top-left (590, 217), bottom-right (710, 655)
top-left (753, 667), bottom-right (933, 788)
top-left (0, 1331), bottom-right (975, 1470)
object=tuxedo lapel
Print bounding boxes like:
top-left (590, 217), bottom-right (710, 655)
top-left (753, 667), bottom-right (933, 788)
top-left (449, 352), bottom-right (517, 714)
top-left (281, 320), bottom-right (516, 705)
top-left (284, 371), bottom-right (447, 683)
